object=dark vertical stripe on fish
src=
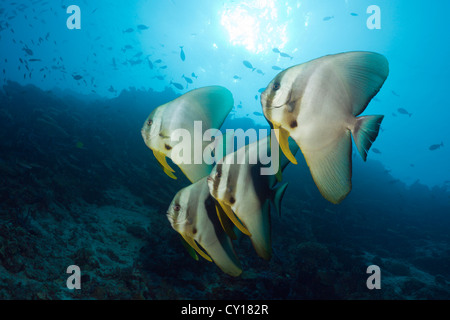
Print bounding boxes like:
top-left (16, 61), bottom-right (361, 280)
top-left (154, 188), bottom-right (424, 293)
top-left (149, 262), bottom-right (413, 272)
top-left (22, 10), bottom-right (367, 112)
top-left (282, 70), bottom-right (309, 128)
top-left (226, 162), bottom-right (241, 204)
top-left (212, 163), bottom-right (222, 199)
top-left (263, 73), bottom-right (285, 120)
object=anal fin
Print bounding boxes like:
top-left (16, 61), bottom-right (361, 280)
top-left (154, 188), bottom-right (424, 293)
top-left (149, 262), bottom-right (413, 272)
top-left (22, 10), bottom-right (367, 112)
top-left (301, 131), bottom-right (352, 204)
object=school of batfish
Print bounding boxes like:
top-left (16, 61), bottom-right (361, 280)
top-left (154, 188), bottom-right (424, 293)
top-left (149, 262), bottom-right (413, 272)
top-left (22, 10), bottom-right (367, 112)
top-left (141, 51), bottom-right (389, 276)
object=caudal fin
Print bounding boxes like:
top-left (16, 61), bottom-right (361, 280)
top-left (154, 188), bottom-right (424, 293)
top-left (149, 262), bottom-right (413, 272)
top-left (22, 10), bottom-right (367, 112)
top-left (352, 115), bottom-right (384, 161)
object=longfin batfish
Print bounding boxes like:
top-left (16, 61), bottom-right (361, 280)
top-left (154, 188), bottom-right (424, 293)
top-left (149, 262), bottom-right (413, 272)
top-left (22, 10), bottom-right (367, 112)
top-left (261, 51), bottom-right (389, 204)
top-left (141, 86), bottom-right (234, 183)
top-left (207, 136), bottom-right (293, 260)
top-left (167, 177), bottom-right (242, 277)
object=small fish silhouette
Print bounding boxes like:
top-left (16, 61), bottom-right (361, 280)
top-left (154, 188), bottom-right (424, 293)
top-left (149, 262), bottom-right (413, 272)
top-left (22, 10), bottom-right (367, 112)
top-left (372, 148), bottom-right (381, 154)
top-left (22, 46), bottom-right (33, 55)
top-left (137, 24), bottom-right (149, 30)
top-left (170, 81), bottom-right (184, 90)
top-left (397, 108), bottom-right (412, 117)
top-left (243, 60), bottom-right (255, 71)
top-left (180, 46), bottom-right (185, 61)
top-left (429, 142), bottom-right (444, 151)
top-left (279, 52), bottom-right (293, 60)
top-left (182, 74), bottom-right (193, 84)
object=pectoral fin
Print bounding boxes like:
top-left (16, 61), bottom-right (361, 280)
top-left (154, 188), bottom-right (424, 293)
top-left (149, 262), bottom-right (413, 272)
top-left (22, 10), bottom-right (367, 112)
top-left (272, 122), bottom-right (297, 165)
top-left (217, 201), bottom-right (252, 237)
top-left (153, 150), bottom-right (177, 179)
top-left (181, 233), bottom-right (212, 262)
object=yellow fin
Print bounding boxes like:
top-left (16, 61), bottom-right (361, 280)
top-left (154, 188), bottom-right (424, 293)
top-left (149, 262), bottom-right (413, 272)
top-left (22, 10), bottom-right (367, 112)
top-left (218, 200), bottom-right (252, 237)
top-left (181, 234), bottom-right (212, 262)
top-left (153, 150), bottom-right (177, 179)
top-left (215, 204), bottom-right (237, 240)
top-left (163, 167), bottom-right (177, 180)
top-left (273, 123), bottom-right (297, 165)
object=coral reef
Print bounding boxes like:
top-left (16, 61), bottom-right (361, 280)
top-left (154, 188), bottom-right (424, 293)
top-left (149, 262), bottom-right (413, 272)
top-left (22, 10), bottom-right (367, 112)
top-left (0, 82), bottom-right (449, 300)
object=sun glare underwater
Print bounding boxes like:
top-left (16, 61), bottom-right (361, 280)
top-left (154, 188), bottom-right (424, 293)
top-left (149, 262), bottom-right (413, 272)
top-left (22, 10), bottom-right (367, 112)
top-left (0, 0), bottom-right (449, 300)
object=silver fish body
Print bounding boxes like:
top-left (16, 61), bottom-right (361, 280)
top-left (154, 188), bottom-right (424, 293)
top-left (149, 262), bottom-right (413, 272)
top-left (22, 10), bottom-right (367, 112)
top-left (261, 51), bottom-right (389, 204)
top-left (141, 86), bottom-right (234, 183)
top-left (167, 177), bottom-right (242, 276)
top-left (207, 136), bottom-right (291, 260)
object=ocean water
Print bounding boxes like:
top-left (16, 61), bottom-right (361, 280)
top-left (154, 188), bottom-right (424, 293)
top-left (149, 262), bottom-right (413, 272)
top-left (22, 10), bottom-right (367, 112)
top-left (0, 0), bottom-right (449, 301)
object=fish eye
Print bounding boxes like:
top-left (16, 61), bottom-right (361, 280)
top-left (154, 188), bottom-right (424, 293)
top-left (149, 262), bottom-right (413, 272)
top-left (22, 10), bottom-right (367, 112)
top-left (272, 82), bottom-right (281, 91)
top-left (174, 204), bottom-right (181, 211)
top-left (147, 119), bottom-right (153, 126)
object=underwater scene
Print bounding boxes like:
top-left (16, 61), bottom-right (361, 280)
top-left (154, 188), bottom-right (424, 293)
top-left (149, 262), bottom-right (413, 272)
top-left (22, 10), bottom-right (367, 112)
top-left (0, 0), bottom-right (449, 302)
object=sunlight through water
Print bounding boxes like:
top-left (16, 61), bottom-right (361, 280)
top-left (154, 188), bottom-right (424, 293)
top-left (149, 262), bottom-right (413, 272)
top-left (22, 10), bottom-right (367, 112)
top-left (220, 0), bottom-right (290, 54)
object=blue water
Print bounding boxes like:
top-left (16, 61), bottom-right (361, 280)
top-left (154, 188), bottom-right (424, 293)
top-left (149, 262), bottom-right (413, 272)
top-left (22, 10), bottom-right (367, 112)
top-left (0, 0), bottom-right (449, 300)
top-left (2, 0), bottom-right (449, 187)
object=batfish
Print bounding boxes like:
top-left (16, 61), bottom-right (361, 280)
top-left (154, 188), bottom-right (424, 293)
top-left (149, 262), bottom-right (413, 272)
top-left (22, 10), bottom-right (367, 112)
top-left (207, 135), bottom-right (296, 260)
top-left (141, 86), bottom-right (234, 183)
top-left (167, 177), bottom-right (242, 277)
top-left (260, 51), bottom-right (389, 204)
